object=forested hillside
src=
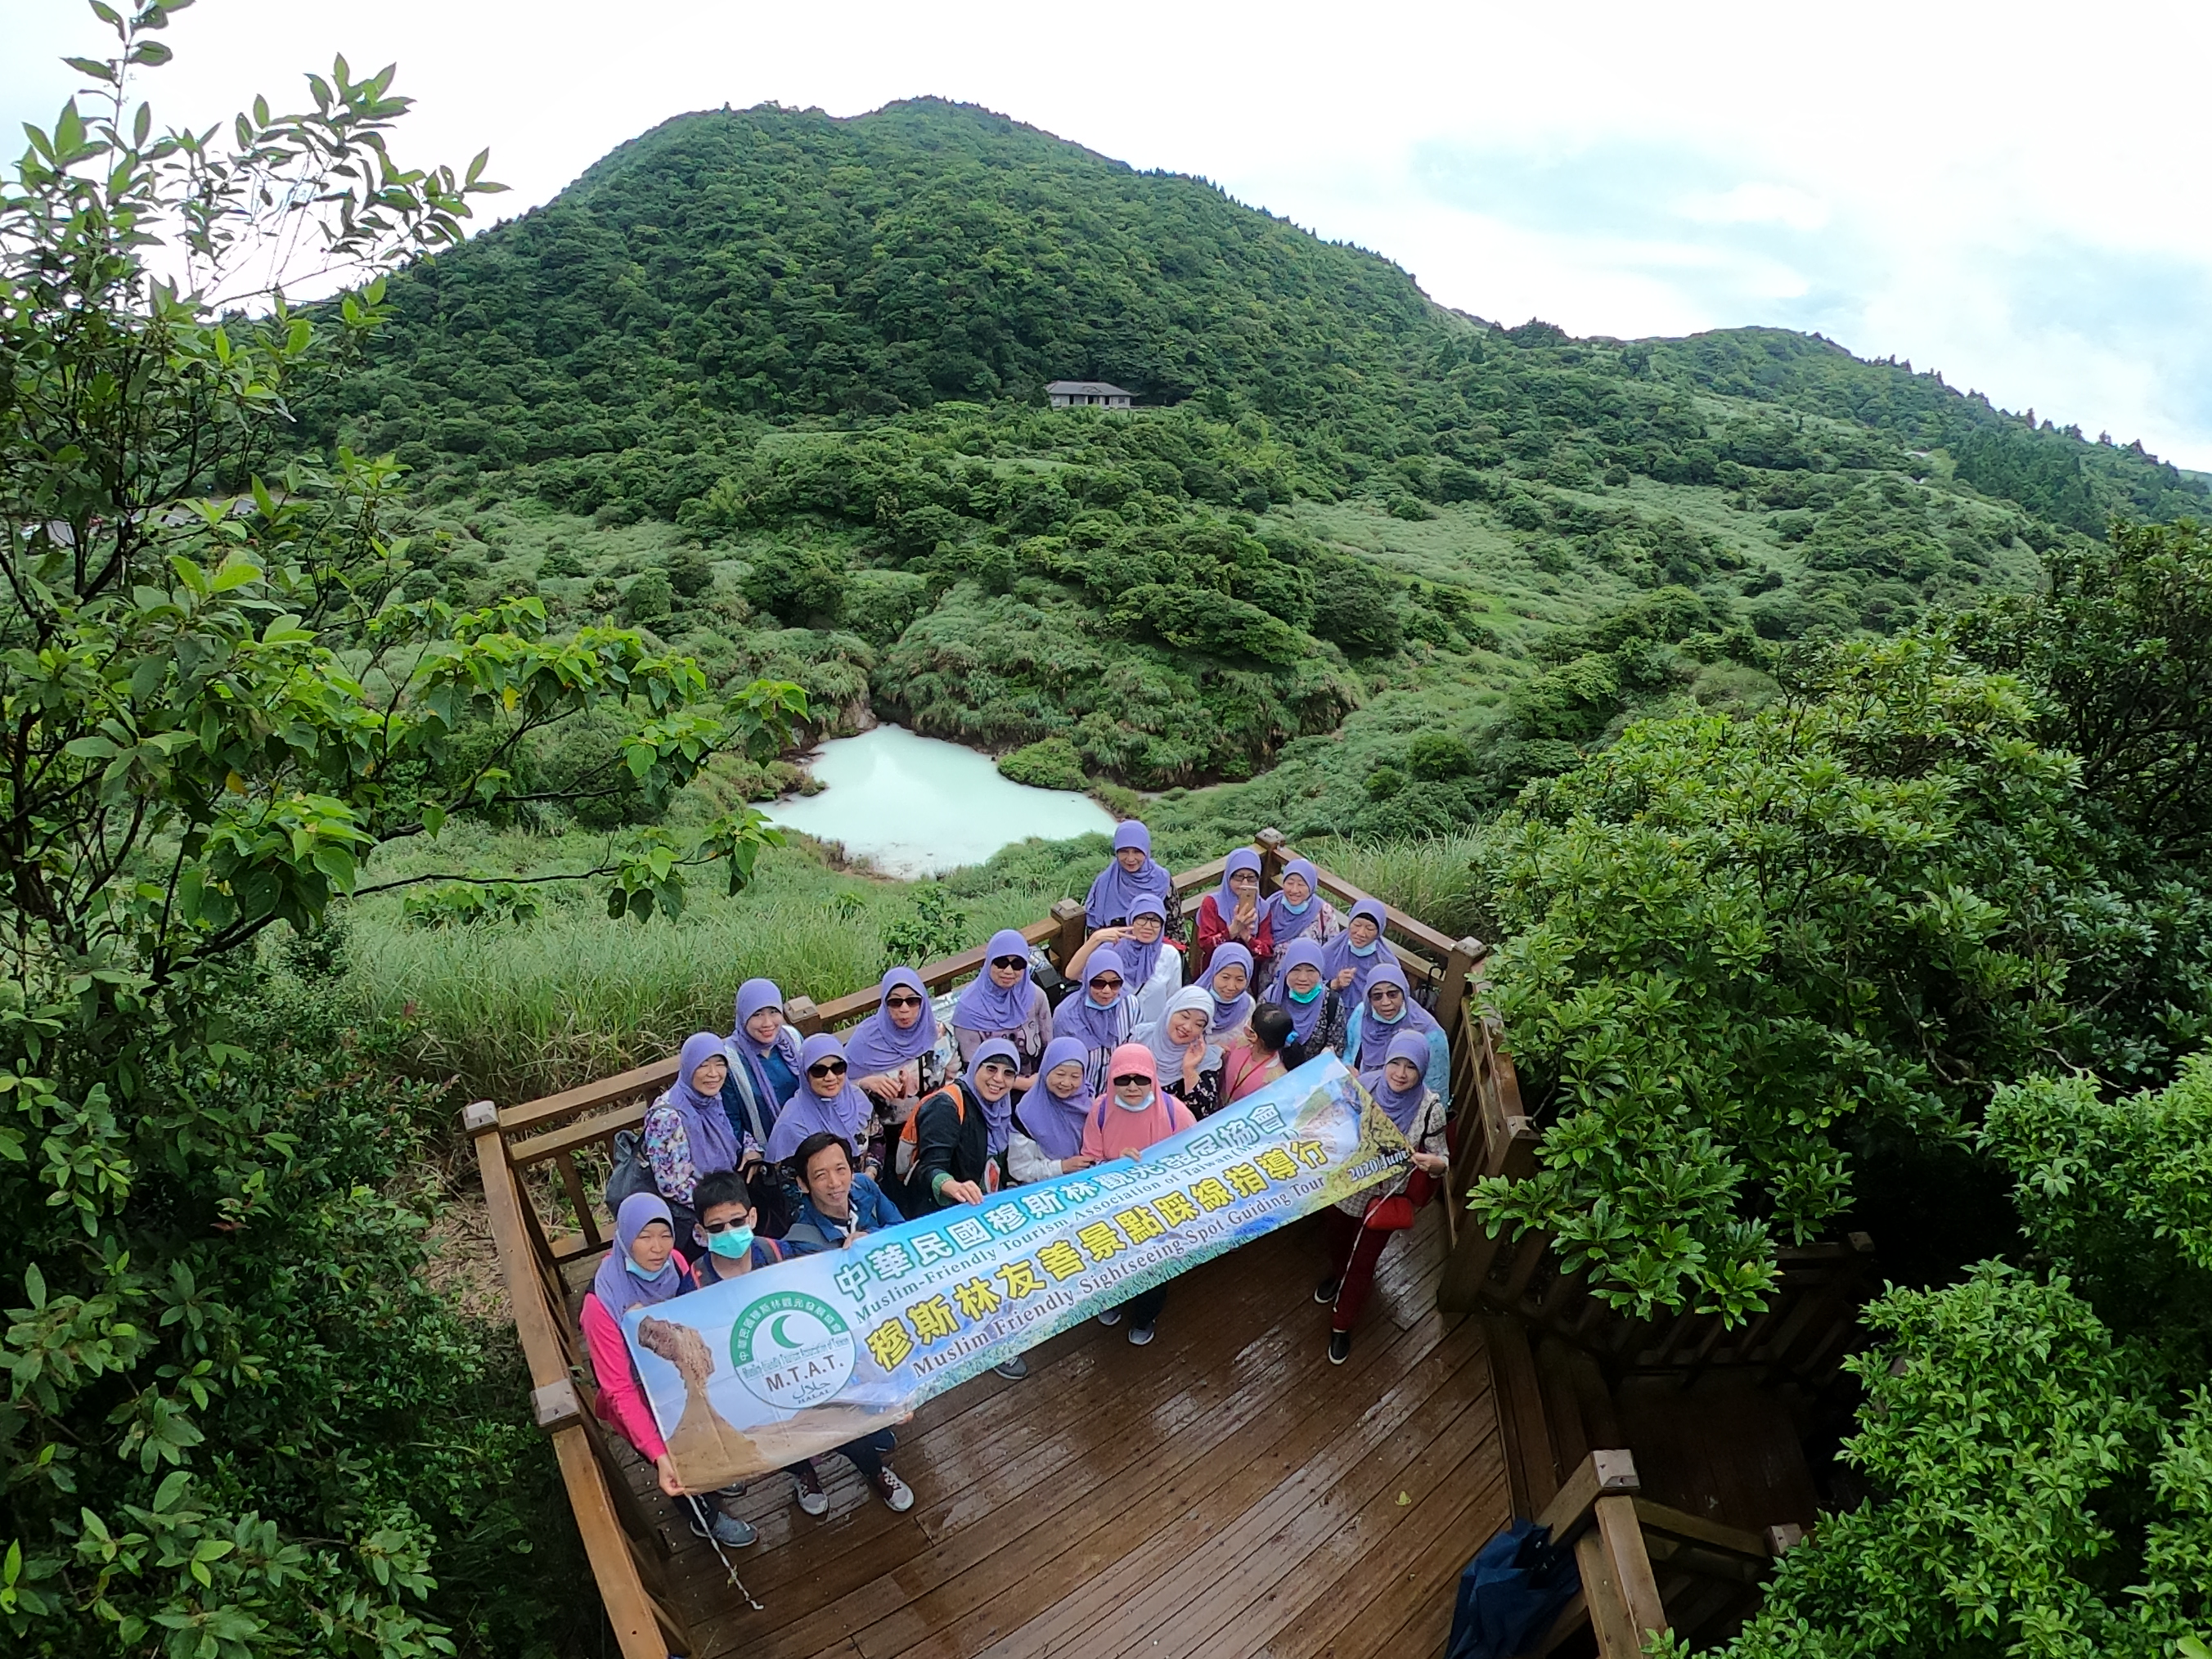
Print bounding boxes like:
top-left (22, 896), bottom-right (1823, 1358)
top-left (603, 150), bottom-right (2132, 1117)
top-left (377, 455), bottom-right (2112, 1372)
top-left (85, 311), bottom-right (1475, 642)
top-left (297, 97), bottom-right (2206, 830)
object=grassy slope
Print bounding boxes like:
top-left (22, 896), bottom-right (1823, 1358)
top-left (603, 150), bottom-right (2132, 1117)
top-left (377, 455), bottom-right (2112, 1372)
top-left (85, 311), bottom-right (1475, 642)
top-left (318, 101), bottom-right (2174, 1096)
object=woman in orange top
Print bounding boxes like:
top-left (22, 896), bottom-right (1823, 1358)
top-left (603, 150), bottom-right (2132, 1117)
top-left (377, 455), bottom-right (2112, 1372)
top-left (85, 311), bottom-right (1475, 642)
top-left (1079, 1042), bottom-right (1195, 1348)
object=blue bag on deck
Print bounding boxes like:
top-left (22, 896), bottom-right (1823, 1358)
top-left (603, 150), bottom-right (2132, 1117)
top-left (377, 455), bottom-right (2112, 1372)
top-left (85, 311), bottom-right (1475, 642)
top-left (1445, 1518), bottom-right (1582, 1659)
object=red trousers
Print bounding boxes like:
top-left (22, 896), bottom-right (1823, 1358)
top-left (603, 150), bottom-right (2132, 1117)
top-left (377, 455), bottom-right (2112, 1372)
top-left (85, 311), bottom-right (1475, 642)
top-left (1323, 1207), bottom-right (1396, 1334)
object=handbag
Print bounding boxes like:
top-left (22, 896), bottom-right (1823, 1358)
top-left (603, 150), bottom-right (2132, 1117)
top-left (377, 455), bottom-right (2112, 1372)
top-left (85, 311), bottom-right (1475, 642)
top-left (1363, 1166), bottom-right (1438, 1233)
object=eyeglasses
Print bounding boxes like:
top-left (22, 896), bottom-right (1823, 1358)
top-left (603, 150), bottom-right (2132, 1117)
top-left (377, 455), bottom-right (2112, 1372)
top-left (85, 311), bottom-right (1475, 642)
top-left (991, 954), bottom-right (1027, 970)
top-left (883, 995), bottom-right (924, 1009)
top-left (808, 1059), bottom-right (849, 1077)
top-left (1090, 976), bottom-right (1123, 991)
top-left (1112, 1073), bottom-right (1152, 1087)
top-left (699, 1214), bottom-right (753, 1234)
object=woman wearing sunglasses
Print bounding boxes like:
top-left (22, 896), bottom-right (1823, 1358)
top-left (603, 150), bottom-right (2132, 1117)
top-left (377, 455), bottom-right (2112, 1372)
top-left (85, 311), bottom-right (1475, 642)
top-left (843, 966), bottom-right (949, 1135)
top-left (951, 928), bottom-right (1050, 1091)
top-left (1050, 944), bottom-right (1135, 1097)
top-left (1063, 893), bottom-right (1183, 1029)
top-left (1080, 1043), bottom-right (1197, 1347)
top-left (766, 1032), bottom-right (880, 1180)
top-left (1342, 960), bottom-right (1450, 1106)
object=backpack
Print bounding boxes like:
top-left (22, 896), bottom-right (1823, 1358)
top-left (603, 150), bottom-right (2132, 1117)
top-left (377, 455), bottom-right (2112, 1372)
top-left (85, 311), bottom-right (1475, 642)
top-left (895, 1084), bottom-right (1004, 1202)
top-left (605, 1126), bottom-right (659, 1216)
top-left (895, 1086), bottom-right (964, 1183)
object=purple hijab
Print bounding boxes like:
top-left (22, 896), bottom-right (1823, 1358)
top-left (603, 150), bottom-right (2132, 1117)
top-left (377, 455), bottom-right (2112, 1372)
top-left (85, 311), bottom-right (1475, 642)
top-left (1117, 893), bottom-right (1169, 992)
top-left (1320, 899), bottom-right (1398, 1000)
top-left (1354, 959), bottom-right (1441, 1072)
top-left (1014, 1035), bottom-right (1091, 1161)
top-left (966, 1036), bottom-right (1022, 1157)
top-left (590, 1193), bottom-right (685, 1316)
top-left (655, 1031), bottom-right (741, 1175)
top-left (954, 929), bottom-right (1038, 1033)
top-left (767, 1032), bottom-right (873, 1163)
top-left (842, 967), bottom-right (939, 1078)
top-left (1265, 858), bottom-right (1325, 944)
top-left (1210, 847), bottom-right (1262, 922)
top-left (730, 977), bottom-right (802, 1112)
top-left (1053, 945), bottom-right (1131, 1054)
top-left (1084, 820), bottom-right (1172, 928)
top-left (1275, 937), bottom-right (1331, 1044)
top-left (1204, 942), bottom-right (1256, 1036)
top-left (1361, 1029), bottom-right (1436, 1134)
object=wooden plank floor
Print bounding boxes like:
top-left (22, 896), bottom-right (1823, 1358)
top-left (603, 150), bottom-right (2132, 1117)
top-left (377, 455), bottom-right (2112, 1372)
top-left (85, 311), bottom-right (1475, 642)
top-left (623, 1206), bottom-right (1508, 1658)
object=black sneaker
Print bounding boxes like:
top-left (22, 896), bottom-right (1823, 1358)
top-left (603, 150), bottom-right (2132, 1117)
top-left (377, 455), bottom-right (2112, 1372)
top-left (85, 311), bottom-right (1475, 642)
top-left (992, 1355), bottom-right (1029, 1379)
top-left (1315, 1277), bottom-right (1341, 1306)
top-left (1328, 1330), bottom-right (1351, 1365)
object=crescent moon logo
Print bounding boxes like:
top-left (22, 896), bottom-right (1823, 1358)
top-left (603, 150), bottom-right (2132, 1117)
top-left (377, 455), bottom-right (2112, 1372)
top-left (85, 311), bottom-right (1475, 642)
top-left (768, 1312), bottom-right (804, 1350)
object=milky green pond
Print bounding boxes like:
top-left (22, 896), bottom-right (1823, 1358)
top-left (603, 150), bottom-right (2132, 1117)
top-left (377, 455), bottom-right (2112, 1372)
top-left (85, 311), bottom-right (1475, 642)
top-left (761, 725), bottom-right (1114, 878)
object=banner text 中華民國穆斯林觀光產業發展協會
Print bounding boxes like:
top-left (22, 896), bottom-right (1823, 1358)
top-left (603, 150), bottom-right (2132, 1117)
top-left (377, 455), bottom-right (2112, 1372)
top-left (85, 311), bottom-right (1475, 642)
top-left (621, 1051), bottom-right (1412, 1486)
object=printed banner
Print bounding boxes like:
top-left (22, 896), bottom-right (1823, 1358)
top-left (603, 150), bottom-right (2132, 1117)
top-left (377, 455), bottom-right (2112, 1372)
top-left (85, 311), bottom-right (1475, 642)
top-left (623, 1052), bottom-right (1409, 1485)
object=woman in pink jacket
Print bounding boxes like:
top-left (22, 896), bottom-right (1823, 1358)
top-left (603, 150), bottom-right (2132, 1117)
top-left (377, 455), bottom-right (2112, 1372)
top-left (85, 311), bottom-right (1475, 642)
top-left (1080, 1043), bottom-right (1196, 1349)
top-left (578, 1193), bottom-right (758, 1547)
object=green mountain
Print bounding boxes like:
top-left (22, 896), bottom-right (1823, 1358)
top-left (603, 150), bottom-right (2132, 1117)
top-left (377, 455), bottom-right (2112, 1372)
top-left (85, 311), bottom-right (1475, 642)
top-left (306, 99), bottom-right (2209, 834)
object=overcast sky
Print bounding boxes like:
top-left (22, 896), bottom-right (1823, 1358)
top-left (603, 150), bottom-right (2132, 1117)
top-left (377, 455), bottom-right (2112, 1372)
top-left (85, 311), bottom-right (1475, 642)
top-left (9, 0), bottom-right (2210, 467)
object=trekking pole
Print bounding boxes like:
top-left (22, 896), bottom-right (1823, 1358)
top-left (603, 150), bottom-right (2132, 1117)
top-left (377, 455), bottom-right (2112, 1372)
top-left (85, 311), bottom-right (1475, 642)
top-left (685, 1494), bottom-right (765, 1612)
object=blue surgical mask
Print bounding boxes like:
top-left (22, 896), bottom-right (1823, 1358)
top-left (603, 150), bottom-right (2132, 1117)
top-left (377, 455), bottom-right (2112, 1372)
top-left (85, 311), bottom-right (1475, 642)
top-left (623, 1254), bottom-right (661, 1279)
top-left (1287, 981), bottom-right (1322, 1004)
top-left (1279, 892), bottom-right (1312, 915)
top-left (707, 1225), bottom-right (755, 1260)
top-left (1373, 1000), bottom-right (1406, 1026)
top-left (1351, 937), bottom-right (1378, 957)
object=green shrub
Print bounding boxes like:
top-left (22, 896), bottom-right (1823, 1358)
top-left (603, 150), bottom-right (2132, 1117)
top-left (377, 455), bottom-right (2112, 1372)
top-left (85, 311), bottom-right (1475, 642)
top-left (1405, 731), bottom-right (1475, 780)
top-left (1470, 636), bottom-right (2095, 1319)
top-left (742, 543), bottom-right (848, 623)
top-left (619, 567), bottom-right (674, 623)
top-left (998, 736), bottom-right (1089, 791)
top-left (666, 543), bottom-right (714, 598)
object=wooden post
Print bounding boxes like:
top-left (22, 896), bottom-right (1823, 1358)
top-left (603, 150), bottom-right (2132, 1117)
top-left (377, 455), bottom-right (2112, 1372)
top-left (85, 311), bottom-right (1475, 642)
top-left (1535, 1451), bottom-right (1669, 1659)
top-left (785, 994), bottom-right (825, 1038)
top-left (1436, 1114), bottom-right (1540, 1312)
top-left (1582, 1490), bottom-right (1670, 1658)
top-left (1255, 826), bottom-right (1288, 892)
top-left (469, 1103), bottom-right (689, 1659)
top-left (1436, 934), bottom-right (1483, 1038)
top-left (1049, 897), bottom-right (1086, 972)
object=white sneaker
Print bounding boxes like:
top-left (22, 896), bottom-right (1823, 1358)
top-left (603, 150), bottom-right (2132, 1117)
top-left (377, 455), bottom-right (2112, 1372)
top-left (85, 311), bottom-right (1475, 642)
top-left (873, 1466), bottom-right (915, 1513)
top-left (792, 1463), bottom-right (829, 1517)
top-left (1096, 1309), bottom-right (1123, 1327)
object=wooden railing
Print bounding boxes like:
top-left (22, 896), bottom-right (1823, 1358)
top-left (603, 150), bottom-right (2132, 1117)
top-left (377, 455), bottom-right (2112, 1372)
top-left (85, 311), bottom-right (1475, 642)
top-left (1522, 1450), bottom-right (1801, 1657)
top-left (468, 828), bottom-right (1489, 1658)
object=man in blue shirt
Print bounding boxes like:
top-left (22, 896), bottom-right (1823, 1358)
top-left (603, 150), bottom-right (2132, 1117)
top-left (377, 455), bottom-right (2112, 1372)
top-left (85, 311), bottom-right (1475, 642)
top-left (780, 1131), bottom-right (905, 1253)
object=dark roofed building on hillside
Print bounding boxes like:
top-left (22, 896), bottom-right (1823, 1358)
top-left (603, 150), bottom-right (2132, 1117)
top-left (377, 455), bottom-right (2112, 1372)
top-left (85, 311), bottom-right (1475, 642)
top-left (1046, 380), bottom-right (1135, 410)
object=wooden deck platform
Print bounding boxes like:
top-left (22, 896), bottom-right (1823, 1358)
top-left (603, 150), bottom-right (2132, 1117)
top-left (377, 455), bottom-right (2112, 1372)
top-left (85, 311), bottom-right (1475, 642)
top-left (619, 1207), bottom-right (1508, 1659)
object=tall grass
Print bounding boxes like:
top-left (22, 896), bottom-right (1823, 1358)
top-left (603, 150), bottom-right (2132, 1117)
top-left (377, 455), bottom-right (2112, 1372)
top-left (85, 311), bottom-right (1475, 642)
top-left (344, 842), bottom-right (1050, 1104)
top-left (334, 817), bottom-right (1499, 1105)
top-left (1302, 832), bottom-right (1495, 942)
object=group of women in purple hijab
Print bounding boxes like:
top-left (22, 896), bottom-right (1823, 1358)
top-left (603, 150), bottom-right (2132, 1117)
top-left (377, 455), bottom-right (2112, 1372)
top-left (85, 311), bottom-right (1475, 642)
top-left (595, 817), bottom-right (1454, 1519)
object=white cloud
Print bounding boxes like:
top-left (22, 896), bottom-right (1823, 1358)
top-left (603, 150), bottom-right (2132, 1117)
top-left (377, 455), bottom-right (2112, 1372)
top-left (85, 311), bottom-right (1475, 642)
top-left (7, 0), bottom-right (2210, 465)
